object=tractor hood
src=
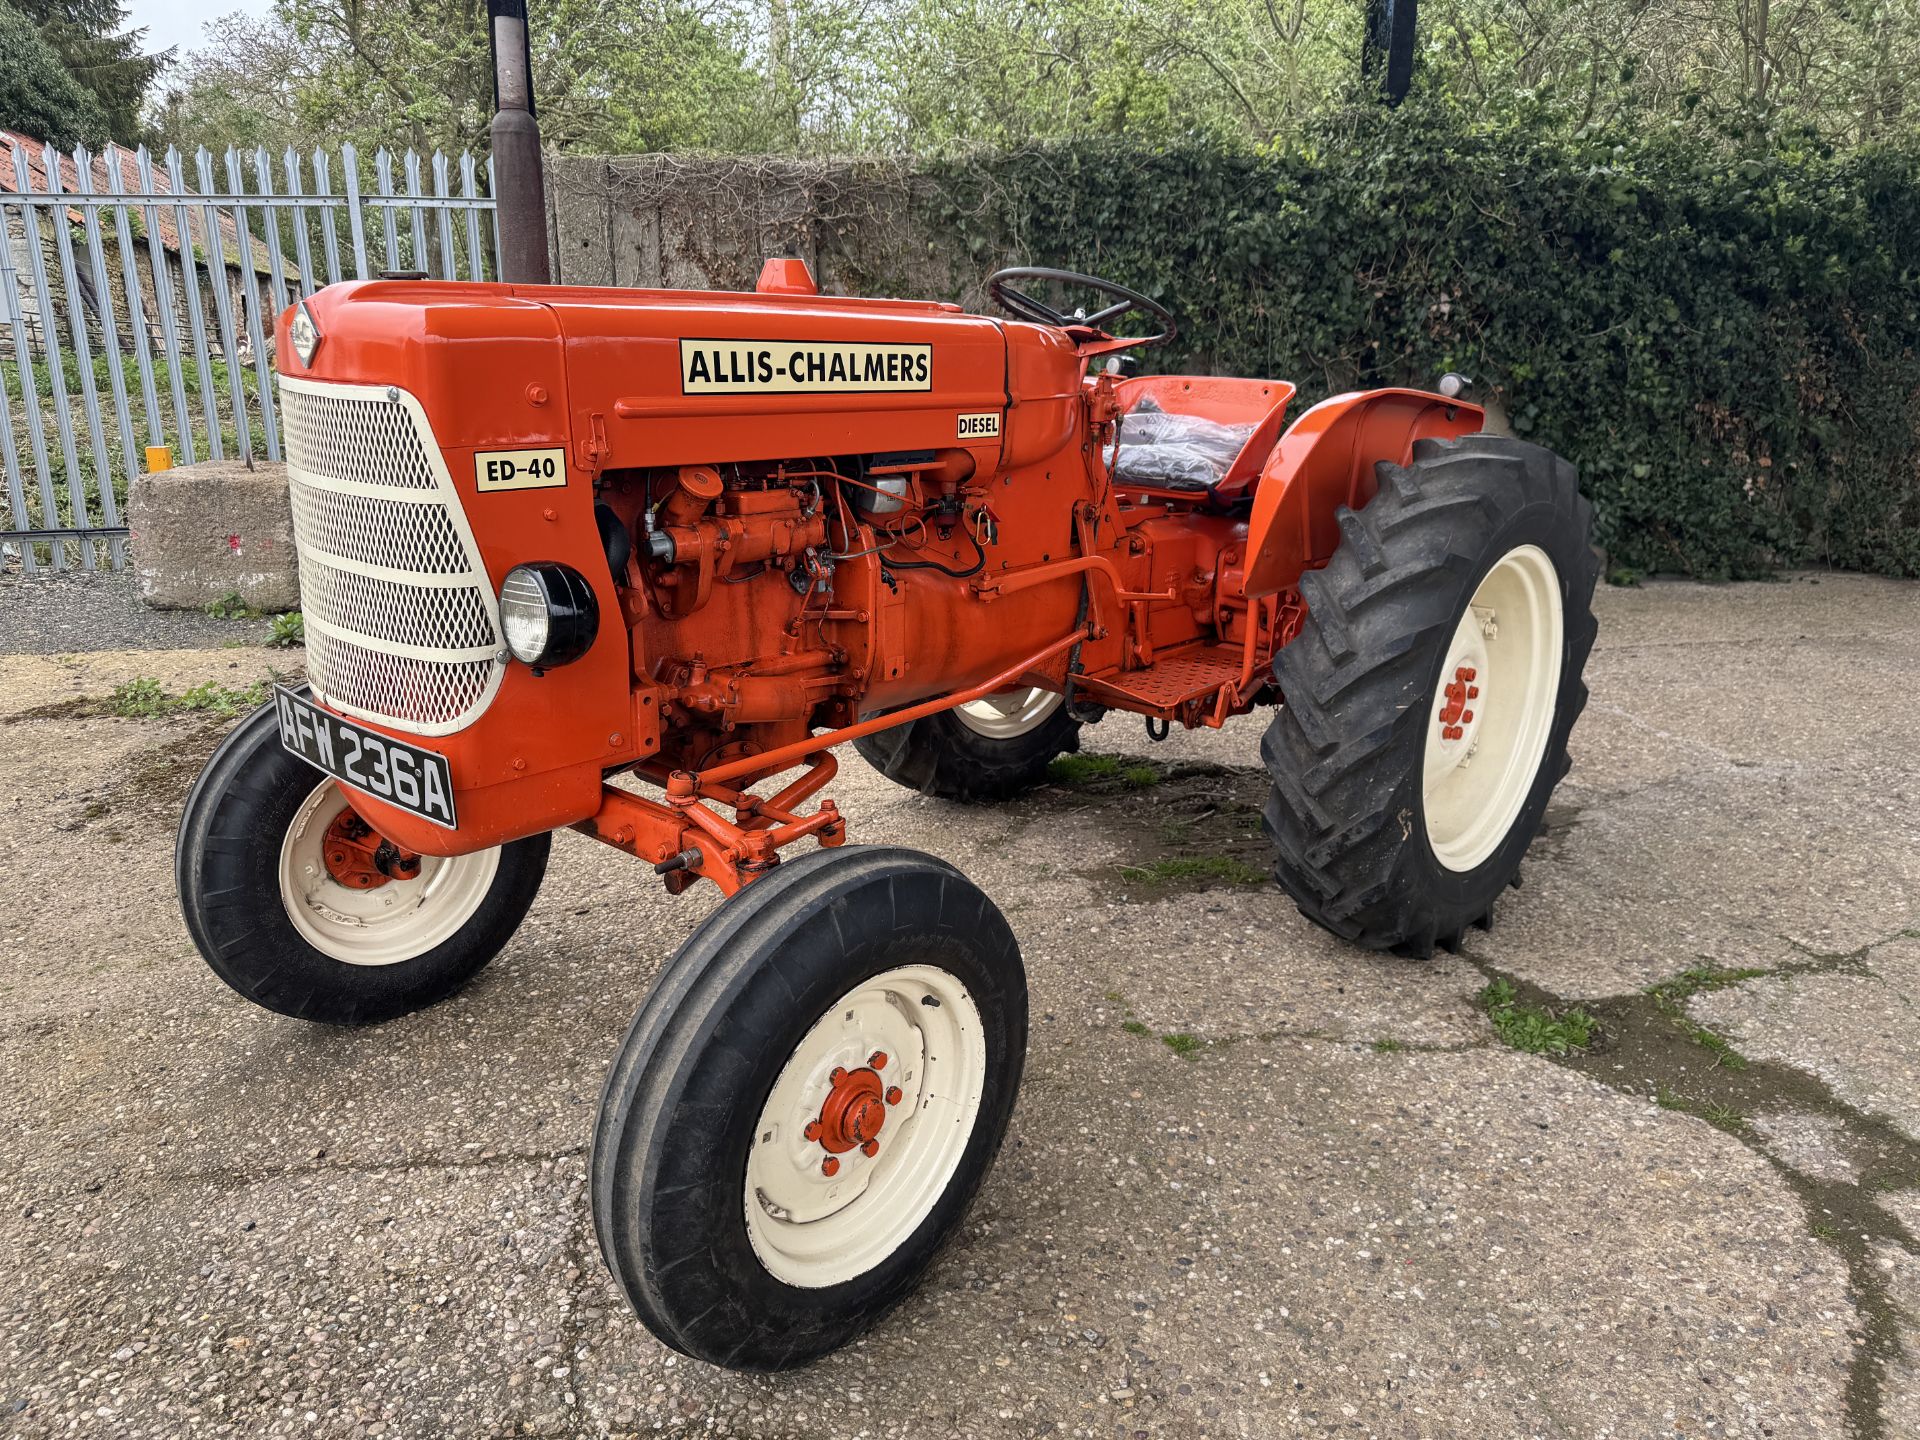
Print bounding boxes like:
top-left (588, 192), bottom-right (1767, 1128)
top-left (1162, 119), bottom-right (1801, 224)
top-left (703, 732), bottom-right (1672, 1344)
top-left (280, 278), bottom-right (1079, 473)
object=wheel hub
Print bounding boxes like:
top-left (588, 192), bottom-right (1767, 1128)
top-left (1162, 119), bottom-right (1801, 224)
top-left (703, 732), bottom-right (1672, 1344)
top-left (321, 808), bottom-right (422, 890)
top-left (1432, 607), bottom-right (1493, 766)
top-left (805, 1053), bottom-right (903, 1165)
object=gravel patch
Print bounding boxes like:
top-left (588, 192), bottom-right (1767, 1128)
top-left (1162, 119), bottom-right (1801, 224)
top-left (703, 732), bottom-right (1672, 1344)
top-left (0, 569), bottom-right (276, 655)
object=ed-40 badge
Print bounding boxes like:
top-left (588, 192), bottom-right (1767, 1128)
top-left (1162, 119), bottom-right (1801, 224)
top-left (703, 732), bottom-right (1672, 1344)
top-left (475, 447), bottom-right (567, 492)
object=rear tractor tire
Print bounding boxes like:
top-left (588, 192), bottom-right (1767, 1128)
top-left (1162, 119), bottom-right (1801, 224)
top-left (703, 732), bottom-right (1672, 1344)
top-left (176, 702), bottom-right (550, 1024)
top-left (591, 846), bottom-right (1026, 1370)
top-left (854, 686), bottom-right (1079, 801)
top-left (1262, 434), bottom-right (1598, 957)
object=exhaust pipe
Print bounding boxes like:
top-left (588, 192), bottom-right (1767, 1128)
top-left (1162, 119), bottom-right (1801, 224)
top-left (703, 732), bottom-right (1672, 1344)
top-left (488, 0), bottom-right (552, 283)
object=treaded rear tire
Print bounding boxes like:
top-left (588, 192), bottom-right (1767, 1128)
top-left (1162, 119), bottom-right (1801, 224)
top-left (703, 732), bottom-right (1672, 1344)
top-left (852, 701), bottom-right (1080, 801)
top-left (1261, 434), bottom-right (1598, 957)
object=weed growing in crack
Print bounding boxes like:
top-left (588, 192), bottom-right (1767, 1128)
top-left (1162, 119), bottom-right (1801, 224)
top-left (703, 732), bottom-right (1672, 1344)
top-left (1479, 977), bottom-right (1596, 1055)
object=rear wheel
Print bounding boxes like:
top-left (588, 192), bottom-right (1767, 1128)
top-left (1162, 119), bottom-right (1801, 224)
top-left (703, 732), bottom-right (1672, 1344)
top-left (177, 703), bottom-right (550, 1024)
top-left (1261, 434), bottom-right (1598, 956)
top-left (853, 687), bottom-right (1078, 800)
top-left (591, 846), bottom-right (1026, 1370)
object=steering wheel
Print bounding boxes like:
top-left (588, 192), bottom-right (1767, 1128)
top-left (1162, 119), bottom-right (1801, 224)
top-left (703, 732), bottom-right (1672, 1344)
top-left (986, 267), bottom-right (1177, 352)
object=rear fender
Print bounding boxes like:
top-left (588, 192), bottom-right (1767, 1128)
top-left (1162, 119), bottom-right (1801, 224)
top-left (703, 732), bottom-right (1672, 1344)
top-left (1241, 388), bottom-right (1484, 599)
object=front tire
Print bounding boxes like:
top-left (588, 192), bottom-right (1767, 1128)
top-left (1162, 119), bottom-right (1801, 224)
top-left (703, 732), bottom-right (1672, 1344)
top-left (591, 846), bottom-right (1026, 1370)
top-left (176, 703), bottom-right (550, 1024)
top-left (1261, 434), bottom-right (1598, 956)
top-left (853, 687), bottom-right (1079, 800)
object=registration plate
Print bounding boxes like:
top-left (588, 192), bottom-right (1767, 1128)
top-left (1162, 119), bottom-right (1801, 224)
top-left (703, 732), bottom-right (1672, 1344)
top-left (274, 686), bottom-right (457, 829)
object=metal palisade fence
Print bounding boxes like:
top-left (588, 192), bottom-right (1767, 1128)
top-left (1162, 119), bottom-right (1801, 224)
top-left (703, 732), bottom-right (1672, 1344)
top-left (0, 137), bottom-right (500, 573)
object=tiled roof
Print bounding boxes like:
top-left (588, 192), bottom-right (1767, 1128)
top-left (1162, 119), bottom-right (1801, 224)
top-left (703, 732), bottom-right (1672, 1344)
top-left (0, 130), bottom-right (297, 280)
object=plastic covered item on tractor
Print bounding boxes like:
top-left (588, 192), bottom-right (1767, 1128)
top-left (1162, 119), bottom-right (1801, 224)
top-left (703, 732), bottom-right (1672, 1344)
top-left (1105, 378), bottom-right (1297, 495)
top-left (1106, 395), bottom-right (1258, 489)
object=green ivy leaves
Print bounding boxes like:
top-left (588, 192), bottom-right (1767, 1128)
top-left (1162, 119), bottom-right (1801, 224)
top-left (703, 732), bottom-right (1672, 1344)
top-left (924, 100), bottom-right (1920, 579)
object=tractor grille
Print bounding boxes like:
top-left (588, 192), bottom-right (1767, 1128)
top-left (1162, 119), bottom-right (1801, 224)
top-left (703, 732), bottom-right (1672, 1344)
top-left (280, 375), bottom-right (504, 736)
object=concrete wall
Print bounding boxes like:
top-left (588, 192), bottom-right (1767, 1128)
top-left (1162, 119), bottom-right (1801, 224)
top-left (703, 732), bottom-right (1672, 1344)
top-left (544, 155), bottom-right (976, 305)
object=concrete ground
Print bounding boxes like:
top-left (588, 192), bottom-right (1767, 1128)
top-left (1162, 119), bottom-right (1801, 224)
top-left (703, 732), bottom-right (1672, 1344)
top-left (0, 571), bottom-right (1916, 1439)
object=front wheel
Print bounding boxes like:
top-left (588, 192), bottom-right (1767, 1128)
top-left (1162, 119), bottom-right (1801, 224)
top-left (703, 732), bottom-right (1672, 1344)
top-left (1262, 434), bottom-right (1598, 956)
top-left (176, 703), bottom-right (550, 1024)
top-left (590, 846), bottom-right (1026, 1370)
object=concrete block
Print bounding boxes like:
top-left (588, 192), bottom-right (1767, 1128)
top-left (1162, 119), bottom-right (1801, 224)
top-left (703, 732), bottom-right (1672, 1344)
top-left (128, 459), bottom-right (300, 612)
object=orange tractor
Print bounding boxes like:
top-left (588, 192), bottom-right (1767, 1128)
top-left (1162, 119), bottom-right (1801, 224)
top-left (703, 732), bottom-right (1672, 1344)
top-left (177, 262), bottom-right (1596, 1369)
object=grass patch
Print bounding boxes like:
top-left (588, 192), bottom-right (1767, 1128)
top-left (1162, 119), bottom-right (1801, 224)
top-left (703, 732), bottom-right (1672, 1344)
top-left (1480, 977), bottom-right (1597, 1056)
top-left (266, 612), bottom-right (305, 648)
top-left (1683, 1023), bottom-right (1749, 1070)
top-left (1160, 1032), bottom-right (1202, 1059)
top-left (1121, 1019), bottom-right (1150, 1037)
top-left (1119, 855), bottom-right (1266, 887)
top-left (107, 676), bottom-right (271, 720)
top-left (1047, 753), bottom-right (1161, 789)
top-left (1372, 1037), bottom-right (1404, 1053)
top-left (106, 677), bottom-right (176, 717)
top-left (1652, 1085), bottom-right (1749, 1135)
top-left (178, 680), bottom-right (271, 717)
top-left (1644, 965), bottom-right (1756, 1069)
top-left (1647, 962), bottom-right (1775, 1011)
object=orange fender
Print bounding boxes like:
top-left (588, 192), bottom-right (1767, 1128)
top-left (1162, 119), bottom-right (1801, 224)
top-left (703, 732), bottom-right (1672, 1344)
top-left (1241, 388), bottom-right (1484, 599)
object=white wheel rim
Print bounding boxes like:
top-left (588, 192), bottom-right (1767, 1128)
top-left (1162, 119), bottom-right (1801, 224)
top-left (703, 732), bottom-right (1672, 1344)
top-left (952, 686), bottom-right (1062, 739)
top-left (744, 964), bottom-right (987, 1289)
top-left (276, 779), bottom-right (501, 966)
top-left (1422, 543), bottom-right (1564, 873)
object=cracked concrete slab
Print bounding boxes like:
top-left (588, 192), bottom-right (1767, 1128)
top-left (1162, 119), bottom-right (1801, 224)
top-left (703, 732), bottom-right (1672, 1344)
top-left (1751, 1112), bottom-right (1860, 1185)
top-left (1, 571), bottom-right (1915, 1439)
top-left (1691, 936), bottom-right (1920, 1146)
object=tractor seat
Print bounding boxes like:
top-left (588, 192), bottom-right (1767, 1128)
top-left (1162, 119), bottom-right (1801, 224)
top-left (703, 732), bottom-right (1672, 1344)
top-left (1108, 376), bottom-right (1296, 497)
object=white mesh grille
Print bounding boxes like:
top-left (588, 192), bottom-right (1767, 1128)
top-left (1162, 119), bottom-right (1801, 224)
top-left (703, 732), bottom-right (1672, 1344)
top-left (280, 376), bottom-right (505, 736)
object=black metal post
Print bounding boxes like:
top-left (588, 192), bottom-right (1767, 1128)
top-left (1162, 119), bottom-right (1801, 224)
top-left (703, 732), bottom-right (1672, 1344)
top-left (488, 0), bottom-right (552, 283)
top-left (1362, 0), bottom-right (1419, 105)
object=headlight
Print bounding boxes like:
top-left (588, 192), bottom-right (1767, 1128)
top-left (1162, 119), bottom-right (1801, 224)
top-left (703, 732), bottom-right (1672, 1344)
top-left (499, 562), bottom-right (598, 670)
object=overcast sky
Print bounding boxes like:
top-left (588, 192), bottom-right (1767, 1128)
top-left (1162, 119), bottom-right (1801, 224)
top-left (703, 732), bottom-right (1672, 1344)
top-left (128, 0), bottom-right (276, 62)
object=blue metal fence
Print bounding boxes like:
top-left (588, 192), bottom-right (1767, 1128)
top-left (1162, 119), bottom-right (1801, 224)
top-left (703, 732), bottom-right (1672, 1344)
top-left (0, 140), bottom-right (499, 574)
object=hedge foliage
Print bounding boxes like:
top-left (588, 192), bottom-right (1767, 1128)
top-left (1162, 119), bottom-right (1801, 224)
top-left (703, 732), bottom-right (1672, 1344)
top-left (925, 103), bottom-right (1920, 579)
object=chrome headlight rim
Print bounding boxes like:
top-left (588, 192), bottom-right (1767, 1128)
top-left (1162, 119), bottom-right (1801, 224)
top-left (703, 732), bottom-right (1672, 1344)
top-left (499, 561), bottom-right (598, 670)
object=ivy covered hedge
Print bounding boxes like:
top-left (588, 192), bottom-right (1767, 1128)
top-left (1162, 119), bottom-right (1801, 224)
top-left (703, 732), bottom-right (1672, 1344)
top-left (924, 105), bottom-right (1920, 579)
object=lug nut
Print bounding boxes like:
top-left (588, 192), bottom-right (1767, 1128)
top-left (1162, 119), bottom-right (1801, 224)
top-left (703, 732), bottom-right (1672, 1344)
top-left (861, 1140), bottom-right (879, 1157)
top-left (1467, 686), bottom-right (1479, 698)
top-left (830, 1067), bottom-right (846, 1084)
top-left (803, 1121), bottom-right (821, 1142)
top-left (886, 1086), bottom-right (903, 1105)
top-left (1462, 710), bottom-right (1474, 723)
top-left (868, 1051), bottom-right (888, 1070)
top-left (821, 1157), bottom-right (839, 1177)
